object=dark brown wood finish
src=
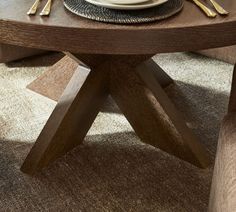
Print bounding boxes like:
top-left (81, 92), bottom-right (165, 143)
top-left (28, 55), bottom-right (173, 101)
top-left (199, 46), bottom-right (236, 65)
top-left (136, 59), bottom-right (174, 88)
top-left (136, 62), bottom-right (209, 167)
top-left (208, 65), bottom-right (236, 212)
top-left (109, 56), bottom-right (209, 168)
top-left (2, 0), bottom-right (234, 175)
top-left (21, 64), bottom-right (109, 174)
top-left (0, 0), bottom-right (236, 54)
top-left (0, 43), bottom-right (46, 63)
top-left (22, 54), bottom-right (210, 174)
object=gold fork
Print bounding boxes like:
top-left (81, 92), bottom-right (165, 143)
top-left (27, 0), bottom-right (41, 15)
top-left (189, 0), bottom-right (217, 18)
top-left (208, 0), bottom-right (229, 15)
top-left (40, 0), bottom-right (53, 16)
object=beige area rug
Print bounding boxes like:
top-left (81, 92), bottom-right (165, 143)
top-left (0, 52), bottom-right (234, 211)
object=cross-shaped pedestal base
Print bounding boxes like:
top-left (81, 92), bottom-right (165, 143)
top-left (21, 53), bottom-right (210, 175)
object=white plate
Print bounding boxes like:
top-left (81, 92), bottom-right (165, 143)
top-left (85, 0), bottom-right (168, 10)
top-left (105, 0), bottom-right (149, 5)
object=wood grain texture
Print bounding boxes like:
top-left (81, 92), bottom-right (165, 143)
top-left (208, 65), bottom-right (236, 212)
top-left (22, 54), bottom-right (209, 174)
top-left (136, 59), bottom-right (173, 88)
top-left (28, 56), bottom-right (173, 101)
top-left (137, 64), bottom-right (210, 168)
top-left (0, 43), bottom-right (46, 63)
top-left (27, 55), bottom-right (78, 101)
top-left (0, 0), bottom-right (236, 54)
top-left (208, 114), bottom-right (236, 212)
top-left (109, 56), bottom-right (209, 168)
top-left (198, 46), bottom-right (236, 65)
top-left (21, 65), bottom-right (109, 174)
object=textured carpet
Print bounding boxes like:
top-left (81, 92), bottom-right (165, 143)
top-left (0, 52), bottom-right (234, 212)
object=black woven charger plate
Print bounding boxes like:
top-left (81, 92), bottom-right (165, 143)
top-left (64, 0), bottom-right (183, 24)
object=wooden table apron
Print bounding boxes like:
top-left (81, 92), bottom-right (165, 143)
top-left (0, 0), bottom-right (236, 175)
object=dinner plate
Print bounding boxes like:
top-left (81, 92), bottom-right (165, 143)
top-left (64, 0), bottom-right (183, 23)
top-left (85, 0), bottom-right (168, 10)
top-left (105, 0), bottom-right (149, 5)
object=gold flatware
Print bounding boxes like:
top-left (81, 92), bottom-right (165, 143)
top-left (189, 0), bottom-right (217, 18)
top-left (27, 0), bottom-right (41, 15)
top-left (40, 0), bottom-right (52, 16)
top-left (208, 0), bottom-right (229, 15)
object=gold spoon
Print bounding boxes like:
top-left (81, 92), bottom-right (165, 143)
top-left (27, 0), bottom-right (41, 15)
top-left (208, 0), bottom-right (229, 15)
top-left (40, 0), bottom-right (52, 16)
top-left (189, 0), bottom-right (217, 18)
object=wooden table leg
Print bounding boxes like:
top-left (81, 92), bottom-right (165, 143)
top-left (136, 62), bottom-right (209, 168)
top-left (109, 56), bottom-right (209, 169)
top-left (21, 64), bottom-right (109, 174)
top-left (208, 65), bottom-right (236, 212)
top-left (27, 55), bottom-right (78, 101)
top-left (27, 55), bottom-right (173, 101)
top-left (22, 54), bottom-right (210, 175)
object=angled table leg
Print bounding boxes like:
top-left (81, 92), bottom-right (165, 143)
top-left (21, 64), bottom-right (109, 174)
top-left (22, 54), bottom-right (209, 175)
top-left (137, 63), bottom-right (210, 167)
top-left (27, 55), bottom-right (173, 101)
top-left (27, 55), bottom-right (78, 101)
top-left (109, 57), bottom-right (210, 168)
top-left (136, 59), bottom-right (174, 88)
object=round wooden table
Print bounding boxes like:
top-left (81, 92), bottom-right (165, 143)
top-left (0, 0), bottom-right (236, 176)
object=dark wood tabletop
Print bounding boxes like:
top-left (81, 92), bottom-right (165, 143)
top-left (0, 0), bottom-right (236, 54)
